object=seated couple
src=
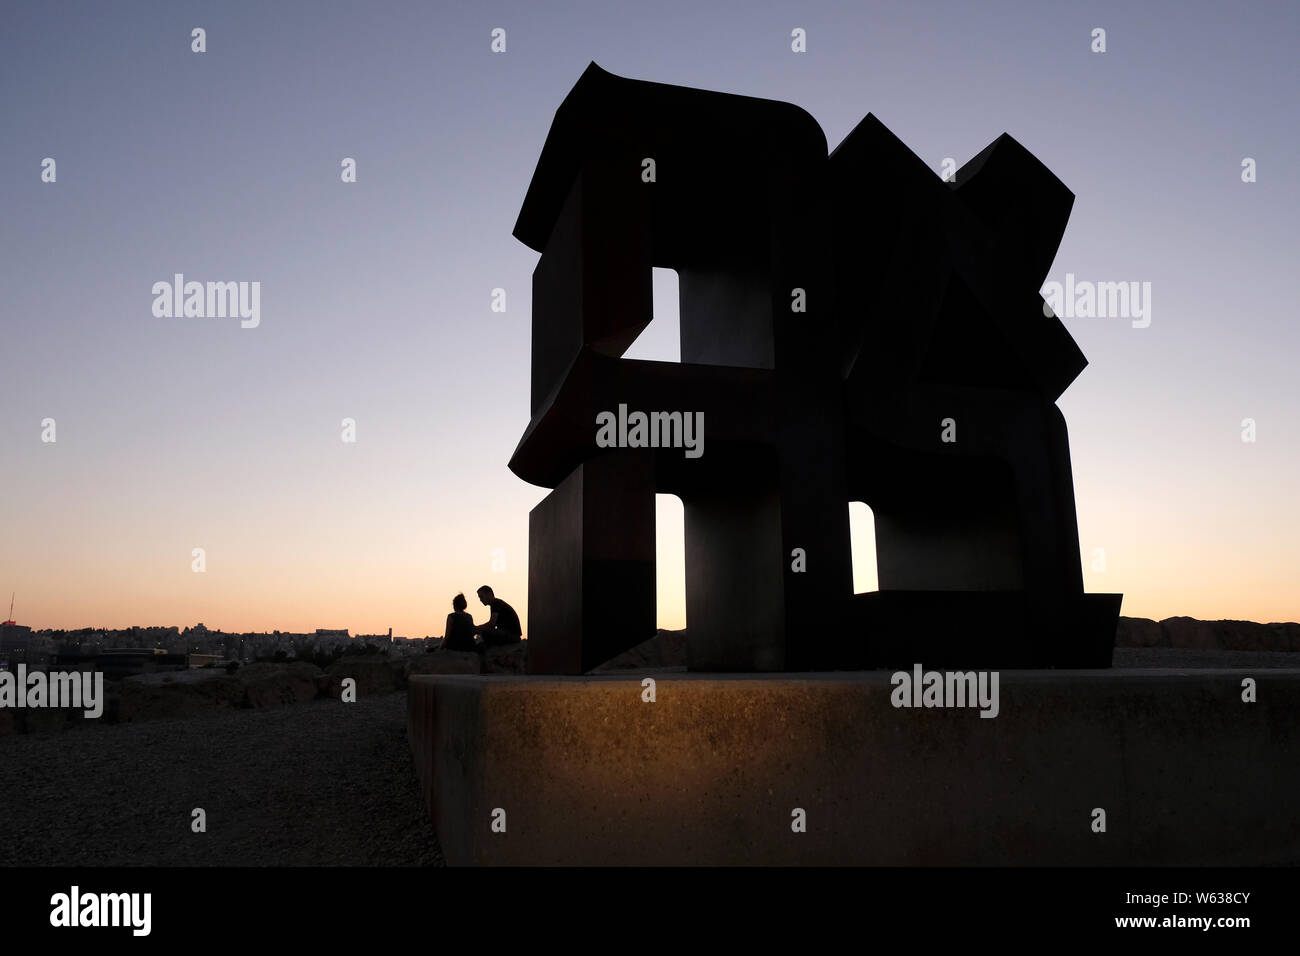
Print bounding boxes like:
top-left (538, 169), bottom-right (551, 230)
top-left (440, 585), bottom-right (522, 653)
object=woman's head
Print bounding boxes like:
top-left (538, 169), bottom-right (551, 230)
top-left (453, 593), bottom-right (467, 612)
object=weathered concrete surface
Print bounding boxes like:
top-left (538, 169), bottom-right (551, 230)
top-left (408, 669), bottom-right (1300, 865)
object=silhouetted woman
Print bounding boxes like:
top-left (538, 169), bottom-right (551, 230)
top-left (442, 593), bottom-right (476, 652)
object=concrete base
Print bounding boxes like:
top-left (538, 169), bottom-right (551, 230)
top-left (408, 669), bottom-right (1300, 865)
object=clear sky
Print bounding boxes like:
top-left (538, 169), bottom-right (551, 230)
top-left (2, 0), bottom-right (1297, 637)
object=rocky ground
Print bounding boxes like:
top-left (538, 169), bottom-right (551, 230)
top-left (2, 629), bottom-right (1296, 867)
top-left (1115, 616), bottom-right (1300, 651)
top-left (0, 692), bottom-right (443, 866)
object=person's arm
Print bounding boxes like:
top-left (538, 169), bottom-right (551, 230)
top-left (475, 608), bottom-right (500, 634)
top-left (443, 613), bottom-right (456, 646)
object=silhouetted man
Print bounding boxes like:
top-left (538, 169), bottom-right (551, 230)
top-left (474, 585), bottom-right (523, 649)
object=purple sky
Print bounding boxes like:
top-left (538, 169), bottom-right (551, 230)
top-left (2, 0), bottom-right (1297, 636)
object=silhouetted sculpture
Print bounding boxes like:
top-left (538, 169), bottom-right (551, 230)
top-left (509, 63), bottom-right (1121, 674)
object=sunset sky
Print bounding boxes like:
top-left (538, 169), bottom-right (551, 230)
top-left (2, 0), bottom-right (1297, 638)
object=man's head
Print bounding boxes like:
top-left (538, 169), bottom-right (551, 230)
top-left (476, 585), bottom-right (494, 606)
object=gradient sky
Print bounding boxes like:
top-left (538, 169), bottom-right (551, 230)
top-left (2, 0), bottom-right (1297, 638)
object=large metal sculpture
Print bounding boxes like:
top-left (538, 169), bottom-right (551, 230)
top-left (509, 63), bottom-right (1121, 674)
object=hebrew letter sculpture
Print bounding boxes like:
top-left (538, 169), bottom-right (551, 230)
top-left (509, 63), bottom-right (1121, 674)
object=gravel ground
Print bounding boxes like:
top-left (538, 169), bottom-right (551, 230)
top-left (3, 648), bottom-right (1294, 867)
top-left (0, 693), bottom-right (444, 866)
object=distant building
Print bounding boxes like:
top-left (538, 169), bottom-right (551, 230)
top-left (356, 629), bottom-right (393, 647)
top-left (0, 622), bottom-right (33, 668)
top-left (0, 622), bottom-right (32, 645)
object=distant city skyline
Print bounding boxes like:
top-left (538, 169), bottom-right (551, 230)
top-left (3, 1), bottom-right (1297, 637)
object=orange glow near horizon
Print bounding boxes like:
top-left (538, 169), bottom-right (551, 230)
top-left (8, 484), bottom-right (1297, 637)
